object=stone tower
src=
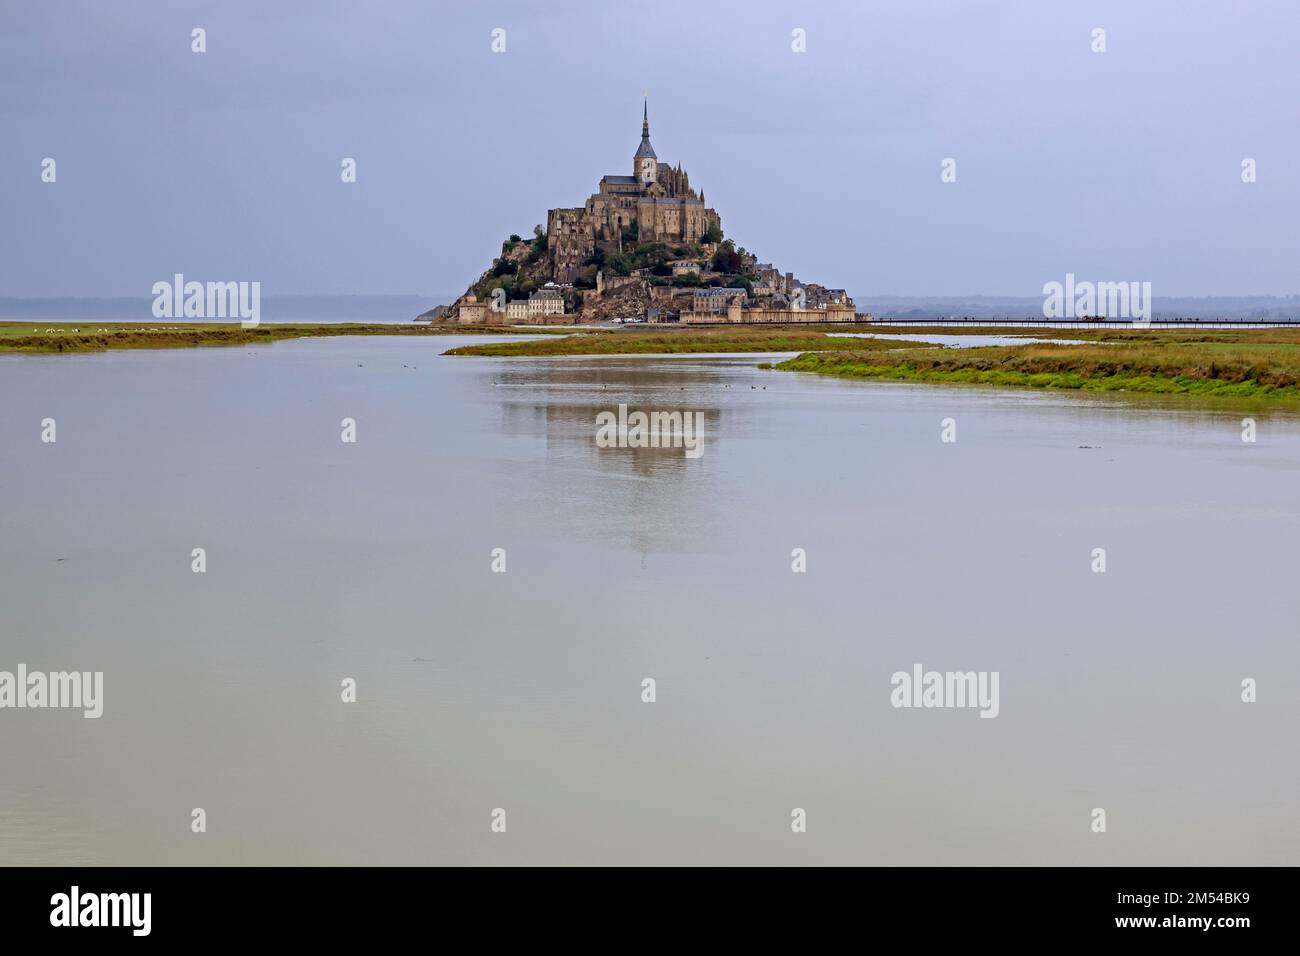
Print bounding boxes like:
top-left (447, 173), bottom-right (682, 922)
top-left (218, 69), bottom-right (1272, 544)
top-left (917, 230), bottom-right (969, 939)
top-left (633, 99), bottom-right (657, 186)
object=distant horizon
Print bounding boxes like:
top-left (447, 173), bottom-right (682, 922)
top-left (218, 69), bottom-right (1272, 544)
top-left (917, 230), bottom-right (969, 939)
top-left (5, 291), bottom-right (1299, 302)
top-left (5, 291), bottom-right (1300, 324)
top-left (3, 291), bottom-right (1297, 306)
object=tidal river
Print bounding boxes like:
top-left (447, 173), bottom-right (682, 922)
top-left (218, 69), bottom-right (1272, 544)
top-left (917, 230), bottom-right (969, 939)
top-left (1, 335), bottom-right (1297, 865)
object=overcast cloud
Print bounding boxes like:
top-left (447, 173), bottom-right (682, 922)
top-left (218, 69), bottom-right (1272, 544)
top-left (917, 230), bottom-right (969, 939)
top-left (1, 0), bottom-right (1296, 299)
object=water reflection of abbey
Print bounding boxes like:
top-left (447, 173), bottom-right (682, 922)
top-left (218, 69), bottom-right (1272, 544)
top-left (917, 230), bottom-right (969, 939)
top-left (488, 360), bottom-right (740, 557)
top-left (501, 398), bottom-right (719, 480)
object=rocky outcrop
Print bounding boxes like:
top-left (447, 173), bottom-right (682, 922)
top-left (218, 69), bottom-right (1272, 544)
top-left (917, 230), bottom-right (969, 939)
top-left (580, 281), bottom-right (650, 322)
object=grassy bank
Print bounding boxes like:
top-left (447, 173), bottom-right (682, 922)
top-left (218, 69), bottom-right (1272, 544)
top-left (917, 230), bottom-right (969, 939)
top-left (445, 326), bottom-right (932, 356)
top-left (0, 322), bottom-right (554, 354)
top-left (776, 341), bottom-right (1300, 400)
top-left (857, 324), bottom-right (1300, 345)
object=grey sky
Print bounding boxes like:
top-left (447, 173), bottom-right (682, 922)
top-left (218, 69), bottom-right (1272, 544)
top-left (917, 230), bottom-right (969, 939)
top-left (2, 0), bottom-right (1296, 299)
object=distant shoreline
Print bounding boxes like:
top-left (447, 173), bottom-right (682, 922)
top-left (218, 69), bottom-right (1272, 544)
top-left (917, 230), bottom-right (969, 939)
top-left (0, 322), bottom-right (555, 354)
top-left (5, 294), bottom-right (1299, 325)
top-left (0, 295), bottom-right (457, 325)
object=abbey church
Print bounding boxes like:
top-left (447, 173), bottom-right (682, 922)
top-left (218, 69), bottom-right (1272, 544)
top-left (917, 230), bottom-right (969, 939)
top-left (443, 101), bottom-right (857, 326)
top-left (547, 102), bottom-right (722, 283)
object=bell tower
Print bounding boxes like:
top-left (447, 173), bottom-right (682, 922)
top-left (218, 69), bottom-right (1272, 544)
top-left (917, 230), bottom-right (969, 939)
top-left (633, 99), bottom-right (657, 186)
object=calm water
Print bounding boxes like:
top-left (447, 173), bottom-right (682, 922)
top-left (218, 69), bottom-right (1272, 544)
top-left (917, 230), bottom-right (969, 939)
top-left (1, 335), bottom-right (1297, 866)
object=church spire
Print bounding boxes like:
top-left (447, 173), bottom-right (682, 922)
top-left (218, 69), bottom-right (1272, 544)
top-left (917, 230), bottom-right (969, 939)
top-left (633, 98), bottom-right (657, 162)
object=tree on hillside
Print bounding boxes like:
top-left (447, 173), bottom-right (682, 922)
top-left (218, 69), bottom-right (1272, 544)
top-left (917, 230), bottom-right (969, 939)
top-left (711, 240), bottom-right (742, 275)
top-left (638, 242), bottom-right (671, 266)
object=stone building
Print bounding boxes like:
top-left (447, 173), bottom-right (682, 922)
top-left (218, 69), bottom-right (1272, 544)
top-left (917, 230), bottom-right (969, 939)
top-left (527, 287), bottom-right (565, 319)
top-left (455, 287), bottom-right (567, 326)
top-left (692, 287), bottom-right (746, 313)
top-left (670, 258), bottom-right (707, 276)
top-left (457, 294), bottom-right (489, 325)
top-left (680, 302), bottom-right (860, 325)
top-left (547, 102), bottom-right (722, 282)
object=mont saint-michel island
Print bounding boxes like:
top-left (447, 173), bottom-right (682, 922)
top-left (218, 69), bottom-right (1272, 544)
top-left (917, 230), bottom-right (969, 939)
top-left (439, 102), bottom-right (861, 327)
top-left (7, 103), bottom-right (1300, 401)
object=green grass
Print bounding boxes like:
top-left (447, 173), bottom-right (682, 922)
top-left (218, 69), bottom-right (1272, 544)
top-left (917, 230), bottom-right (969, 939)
top-left (828, 324), bottom-right (1300, 346)
top-left (833, 324), bottom-right (1100, 339)
top-left (446, 322), bottom-right (1300, 401)
top-left (0, 321), bottom-right (554, 353)
top-left (775, 341), bottom-right (1300, 400)
top-left (445, 326), bottom-right (932, 356)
